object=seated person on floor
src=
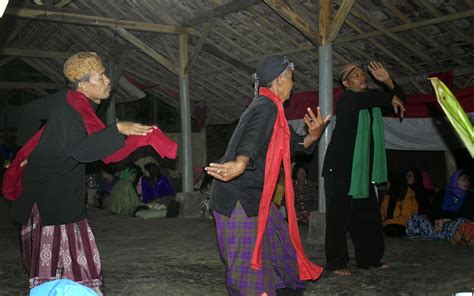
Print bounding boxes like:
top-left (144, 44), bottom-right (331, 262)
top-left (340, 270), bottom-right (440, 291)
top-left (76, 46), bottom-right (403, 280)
top-left (292, 165), bottom-right (318, 224)
top-left (380, 170), bottom-right (418, 237)
top-left (406, 169), bottom-right (474, 240)
top-left (405, 168), bottom-right (436, 215)
top-left (93, 165), bottom-right (119, 209)
top-left (138, 162), bottom-right (175, 205)
top-left (106, 166), bottom-right (143, 216)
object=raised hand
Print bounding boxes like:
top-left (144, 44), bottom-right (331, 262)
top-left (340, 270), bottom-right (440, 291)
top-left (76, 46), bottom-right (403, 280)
top-left (116, 121), bottom-right (156, 136)
top-left (304, 107), bottom-right (331, 141)
top-left (368, 61), bottom-right (390, 83)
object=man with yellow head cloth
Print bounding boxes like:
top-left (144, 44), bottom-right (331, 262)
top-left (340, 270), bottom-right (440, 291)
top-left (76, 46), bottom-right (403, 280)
top-left (11, 52), bottom-right (155, 294)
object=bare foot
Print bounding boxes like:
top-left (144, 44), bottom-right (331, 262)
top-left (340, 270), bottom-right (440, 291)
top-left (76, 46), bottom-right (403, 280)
top-left (332, 269), bottom-right (351, 276)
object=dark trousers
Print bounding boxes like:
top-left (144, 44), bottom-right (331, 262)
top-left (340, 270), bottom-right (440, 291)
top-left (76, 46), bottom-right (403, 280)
top-left (383, 224), bottom-right (406, 237)
top-left (325, 173), bottom-right (385, 270)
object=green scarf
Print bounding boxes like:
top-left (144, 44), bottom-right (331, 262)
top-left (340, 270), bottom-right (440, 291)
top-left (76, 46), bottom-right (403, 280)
top-left (348, 107), bottom-right (387, 199)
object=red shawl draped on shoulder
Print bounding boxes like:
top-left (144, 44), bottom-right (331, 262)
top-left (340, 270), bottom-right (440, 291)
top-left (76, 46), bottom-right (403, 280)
top-left (2, 90), bottom-right (177, 200)
top-left (250, 87), bottom-right (323, 280)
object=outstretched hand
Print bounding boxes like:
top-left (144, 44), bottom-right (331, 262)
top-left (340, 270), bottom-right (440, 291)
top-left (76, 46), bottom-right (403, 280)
top-left (116, 121), bottom-right (156, 136)
top-left (205, 156), bottom-right (249, 182)
top-left (304, 107), bottom-right (331, 141)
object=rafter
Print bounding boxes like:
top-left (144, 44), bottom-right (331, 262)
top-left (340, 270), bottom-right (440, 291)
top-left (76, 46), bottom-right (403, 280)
top-left (264, 0), bottom-right (319, 45)
top-left (0, 48), bottom-right (73, 59)
top-left (5, 7), bottom-right (189, 35)
top-left (338, 9), bottom-right (474, 44)
top-left (0, 82), bottom-right (64, 89)
top-left (181, 0), bottom-right (262, 27)
top-left (348, 3), bottom-right (432, 64)
top-left (115, 28), bottom-right (179, 75)
top-left (327, 0), bottom-right (354, 43)
top-left (419, 0), bottom-right (474, 46)
top-left (380, 0), bottom-right (464, 66)
top-left (0, 57), bottom-right (15, 68)
top-left (185, 17), bottom-right (214, 75)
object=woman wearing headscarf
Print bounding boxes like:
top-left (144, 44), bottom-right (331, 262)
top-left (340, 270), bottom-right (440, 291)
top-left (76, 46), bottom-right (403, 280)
top-left (406, 170), bottom-right (474, 239)
top-left (380, 171), bottom-right (418, 237)
top-left (106, 167), bottom-right (142, 216)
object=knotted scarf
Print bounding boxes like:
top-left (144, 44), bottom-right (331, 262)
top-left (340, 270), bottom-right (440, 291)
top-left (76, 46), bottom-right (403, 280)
top-left (250, 87), bottom-right (323, 280)
top-left (348, 107), bottom-right (387, 198)
top-left (2, 90), bottom-right (177, 200)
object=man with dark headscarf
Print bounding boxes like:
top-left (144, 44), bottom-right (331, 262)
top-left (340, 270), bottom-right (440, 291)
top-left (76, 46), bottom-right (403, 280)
top-left (322, 61), bottom-right (406, 275)
top-left (205, 55), bottom-right (328, 295)
top-left (9, 52), bottom-right (156, 294)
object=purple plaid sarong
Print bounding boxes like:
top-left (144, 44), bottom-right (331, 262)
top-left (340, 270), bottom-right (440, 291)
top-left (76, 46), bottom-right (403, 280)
top-left (21, 204), bottom-right (104, 295)
top-left (214, 202), bottom-right (305, 296)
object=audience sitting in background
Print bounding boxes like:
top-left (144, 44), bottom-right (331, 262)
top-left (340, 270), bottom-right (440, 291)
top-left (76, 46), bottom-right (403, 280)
top-left (380, 171), bottom-right (418, 237)
top-left (93, 166), bottom-right (119, 209)
top-left (106, 166), bottom-right (143, 216)
top-left (405, 168), bottom-right (435, 215)
top-left (138, 162), bottom-right (175, 205)
top-left (406, 169), bottom-right (474, 240)
top-left (292, 164), bottom-right (318, 224)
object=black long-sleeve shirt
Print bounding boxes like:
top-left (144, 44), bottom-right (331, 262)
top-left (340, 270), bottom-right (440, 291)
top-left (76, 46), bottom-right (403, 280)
top-left (322, 82), bottom-right (407, 192)
top-left (12, 90), bottom-right (125, 225)
top-left (210, 95), bottom-right (313, 217)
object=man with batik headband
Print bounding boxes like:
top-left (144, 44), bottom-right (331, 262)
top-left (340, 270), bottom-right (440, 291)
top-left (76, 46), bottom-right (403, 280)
top-left (7, 52), bottom-right (173, 295)
top-left (323, 61), bottom-right (406, 276)
top-left (205, 55), bottom-right (328, 295)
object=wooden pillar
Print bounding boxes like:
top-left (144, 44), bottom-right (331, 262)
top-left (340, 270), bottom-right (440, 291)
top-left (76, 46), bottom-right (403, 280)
top-left (308, 0), bottom-right (334, 243)
top-left (179, 34), bottom-right (194, 193)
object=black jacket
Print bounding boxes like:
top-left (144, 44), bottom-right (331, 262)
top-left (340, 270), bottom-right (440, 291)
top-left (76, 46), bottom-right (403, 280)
top-left (322, 82), bottom-right (407, 192)
top-left (12, 90), bottom-right (125, 225)
top-left (210, 96), bottom-right (313, 217)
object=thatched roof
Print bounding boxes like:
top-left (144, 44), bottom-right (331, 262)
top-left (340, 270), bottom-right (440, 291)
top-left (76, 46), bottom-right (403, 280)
top-left (1, 0), bottom-right (473, 124)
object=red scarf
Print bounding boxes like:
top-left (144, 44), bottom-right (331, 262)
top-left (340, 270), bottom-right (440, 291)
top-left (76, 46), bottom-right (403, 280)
top-left (250, 87), bottom-right (323, 280)
top-left (2, 90), bottom-right (177, 200)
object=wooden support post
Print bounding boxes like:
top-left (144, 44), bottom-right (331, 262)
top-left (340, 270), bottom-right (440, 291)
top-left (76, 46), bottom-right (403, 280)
top-left (184, 17), bottom-right (214, 75)
top-left (179, 34), bottom-right (194, 193)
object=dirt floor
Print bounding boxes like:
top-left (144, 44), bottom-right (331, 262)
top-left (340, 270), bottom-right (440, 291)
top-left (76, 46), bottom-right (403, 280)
top-left (1, 198), bottom-right (474, 296)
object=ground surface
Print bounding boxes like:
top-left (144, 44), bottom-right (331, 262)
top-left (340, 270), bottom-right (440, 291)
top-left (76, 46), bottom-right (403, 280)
top-left (1, 198), bottom-right (473, 296)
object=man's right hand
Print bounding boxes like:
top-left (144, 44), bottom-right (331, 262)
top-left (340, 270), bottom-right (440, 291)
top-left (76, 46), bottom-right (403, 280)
top-left (391, 95), bottom-right (406, 119)
top-left (116, 121), bottom-right (156, 136)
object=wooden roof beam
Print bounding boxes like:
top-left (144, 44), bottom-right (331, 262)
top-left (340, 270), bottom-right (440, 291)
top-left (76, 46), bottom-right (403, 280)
top-left (181, 0), bottom-right (262, 27)
top-left (319, 0), bottom-right (332, 45)
top-left (338, 9), bottom-right (474, 44)
top-left (5, 7), bottom-right (189, 34)
top-left (380, 0), bottom-right (464, 66)
top-left (184, 17), bottom-right (214, 75)
top-left (327, 0), bottom-right (354, 43)
top-left (0, 57), bottom-right (15, 68)
top-left (115, 28), bottom-right (179, 75)
top-left (0, 48), bottom-right (73, 59)
top-left (264, 0), bottom-right (319, 46)
top-left (348, 3), bottom-right (432, 64)
top-left (0, 82), bottom-right (64, 89)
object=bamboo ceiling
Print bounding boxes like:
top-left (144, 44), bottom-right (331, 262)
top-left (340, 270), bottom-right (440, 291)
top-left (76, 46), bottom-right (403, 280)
top-left (0, 0), bottom-right (473, 124)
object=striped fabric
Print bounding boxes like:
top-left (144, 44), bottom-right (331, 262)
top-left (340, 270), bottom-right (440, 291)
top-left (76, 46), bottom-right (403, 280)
top-left (21, 204), bottom-right (104, 295)
top-left (214, 202), bottom-right (305, 296)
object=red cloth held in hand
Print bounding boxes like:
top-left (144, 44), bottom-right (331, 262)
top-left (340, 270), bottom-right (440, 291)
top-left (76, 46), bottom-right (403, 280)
top-left (2, 90), bottom-right (177, 200)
